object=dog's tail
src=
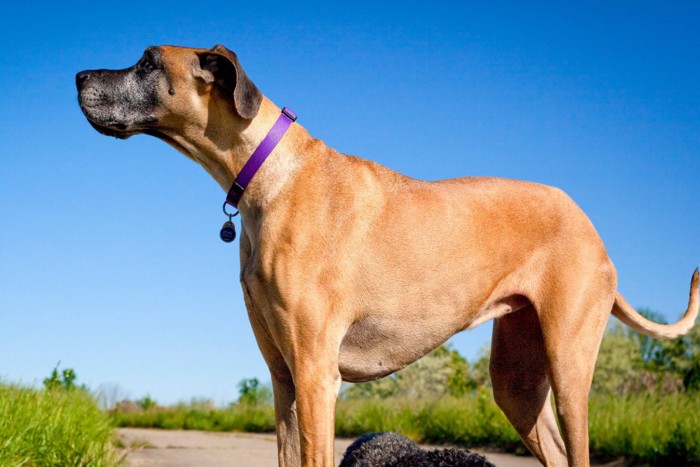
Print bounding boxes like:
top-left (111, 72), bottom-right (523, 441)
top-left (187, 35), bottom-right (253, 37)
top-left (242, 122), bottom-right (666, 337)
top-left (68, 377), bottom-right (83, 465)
top-left (612, 268), bottom-right (699, 339)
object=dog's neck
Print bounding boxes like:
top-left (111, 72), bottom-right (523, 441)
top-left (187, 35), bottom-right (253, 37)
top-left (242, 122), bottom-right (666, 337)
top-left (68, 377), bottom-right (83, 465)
top-left (228, 100), bottom-right (307, 214)
top-left (161, 97), bottom-right (316, 218)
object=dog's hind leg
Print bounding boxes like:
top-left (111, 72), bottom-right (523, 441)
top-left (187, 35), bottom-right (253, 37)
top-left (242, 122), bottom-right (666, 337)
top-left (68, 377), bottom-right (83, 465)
top-left (490, 305), bottom-right (567, 466)
top-left (537, 264), bottom-right (616, 467)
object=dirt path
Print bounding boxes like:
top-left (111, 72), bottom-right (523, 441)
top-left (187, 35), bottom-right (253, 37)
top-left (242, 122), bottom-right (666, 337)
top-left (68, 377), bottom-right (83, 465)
top-left (116, 427), bottom-right (542, 466)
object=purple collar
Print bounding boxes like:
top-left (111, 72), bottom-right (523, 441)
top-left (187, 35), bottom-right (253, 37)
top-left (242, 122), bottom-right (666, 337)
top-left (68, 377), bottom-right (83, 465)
top-left (225, 107), bottom-right (297, 208)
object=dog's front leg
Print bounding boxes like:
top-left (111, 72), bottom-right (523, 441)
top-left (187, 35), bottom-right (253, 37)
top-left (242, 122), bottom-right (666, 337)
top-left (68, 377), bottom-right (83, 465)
top-left (292, 353), bottom-right (342, 467)
top-left (270, 363), bottom-right (301, 466)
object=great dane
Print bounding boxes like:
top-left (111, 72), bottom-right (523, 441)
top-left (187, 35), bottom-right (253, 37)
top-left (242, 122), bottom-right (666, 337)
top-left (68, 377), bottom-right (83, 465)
top-left (76, 45), bottom-right (698, 466)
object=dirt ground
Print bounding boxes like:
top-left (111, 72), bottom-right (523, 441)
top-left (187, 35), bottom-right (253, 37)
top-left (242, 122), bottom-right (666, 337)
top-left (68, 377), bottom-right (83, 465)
top-left (116, 427), bottom-right (543, 466)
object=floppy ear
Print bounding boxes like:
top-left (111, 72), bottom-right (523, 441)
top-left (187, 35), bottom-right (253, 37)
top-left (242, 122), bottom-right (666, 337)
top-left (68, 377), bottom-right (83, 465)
top-left (194, 44), bottom-right (262, 120)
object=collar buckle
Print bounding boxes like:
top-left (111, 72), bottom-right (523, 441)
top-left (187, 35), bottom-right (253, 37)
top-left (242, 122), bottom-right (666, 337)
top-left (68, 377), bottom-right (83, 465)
top-left (281, 107), bottom-right (297, 122)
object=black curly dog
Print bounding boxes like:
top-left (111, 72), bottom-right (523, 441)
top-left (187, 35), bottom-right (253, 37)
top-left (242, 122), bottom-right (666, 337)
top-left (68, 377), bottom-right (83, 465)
top-left (339, 432), bottom-right (496, 467)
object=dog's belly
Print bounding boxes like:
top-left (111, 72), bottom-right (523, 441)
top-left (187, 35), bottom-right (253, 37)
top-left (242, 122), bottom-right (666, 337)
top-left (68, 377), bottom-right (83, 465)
top-left (339, 320), bottom-right (442, 382)
top-left (337, 312), bottom-right (466, 382)
top-left (337, 295), bottom-right (528, 382)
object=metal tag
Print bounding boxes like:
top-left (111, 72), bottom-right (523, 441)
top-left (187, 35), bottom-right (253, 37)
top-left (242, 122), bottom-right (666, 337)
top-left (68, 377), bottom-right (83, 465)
top-left (220, 221), bottom-right (236, 243)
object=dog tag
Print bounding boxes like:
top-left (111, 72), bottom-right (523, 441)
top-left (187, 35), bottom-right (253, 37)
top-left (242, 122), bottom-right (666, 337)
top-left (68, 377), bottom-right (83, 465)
top-left (220, 221), bottom-right (236, 243)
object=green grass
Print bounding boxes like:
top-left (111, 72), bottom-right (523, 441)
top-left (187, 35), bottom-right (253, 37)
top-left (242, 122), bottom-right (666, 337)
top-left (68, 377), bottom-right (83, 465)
top-left (111, 401), bottom-right (275, 433)
top-left (589, 393), bottom-right (700, 464)
top-left (335, 390), bottom-right (524, 452)
top-left (0, 383), bottom-right (117, 466)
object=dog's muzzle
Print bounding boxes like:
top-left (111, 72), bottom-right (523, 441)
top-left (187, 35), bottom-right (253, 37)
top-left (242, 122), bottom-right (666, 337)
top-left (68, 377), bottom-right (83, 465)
top-left (76, 67), bottom-right (158, 139)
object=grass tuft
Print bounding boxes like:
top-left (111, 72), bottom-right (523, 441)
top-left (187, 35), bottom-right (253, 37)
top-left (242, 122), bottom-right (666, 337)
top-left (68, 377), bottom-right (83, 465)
top-left (0, 382), bottom-right (117, 466)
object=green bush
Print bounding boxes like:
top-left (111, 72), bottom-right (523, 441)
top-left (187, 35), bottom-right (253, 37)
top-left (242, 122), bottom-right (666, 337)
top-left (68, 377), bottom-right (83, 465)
top-left (0, 382), bottom-right (116, 466)
top-left (237, 378), bottom-right (273, 406)
top-left (110, 401), bottom-right (275, 433)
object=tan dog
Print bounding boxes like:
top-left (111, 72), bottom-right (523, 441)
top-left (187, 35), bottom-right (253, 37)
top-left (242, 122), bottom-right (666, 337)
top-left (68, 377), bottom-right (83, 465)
top-left (77, 45), bottom-right (698, 467)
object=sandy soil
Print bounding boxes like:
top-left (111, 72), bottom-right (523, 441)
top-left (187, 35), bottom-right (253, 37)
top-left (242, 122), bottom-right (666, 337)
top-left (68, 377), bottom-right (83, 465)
top-left (116, 427), bottom-right (542, 466)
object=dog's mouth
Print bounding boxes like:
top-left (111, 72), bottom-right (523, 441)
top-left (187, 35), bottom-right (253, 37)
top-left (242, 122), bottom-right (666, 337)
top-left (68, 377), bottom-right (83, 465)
top-left (81, 108), bottom-right (157, 140)
top-left (78, 94), bottom-right (157, 140)
top-left (77, 100), bottom-right (133, 139)
top-left (86, 118), bottom-right (135, 139)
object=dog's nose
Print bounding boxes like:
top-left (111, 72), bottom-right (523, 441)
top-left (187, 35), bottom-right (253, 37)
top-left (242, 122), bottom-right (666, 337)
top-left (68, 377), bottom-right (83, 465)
top-left (76, 70), bottom-right (91, 88)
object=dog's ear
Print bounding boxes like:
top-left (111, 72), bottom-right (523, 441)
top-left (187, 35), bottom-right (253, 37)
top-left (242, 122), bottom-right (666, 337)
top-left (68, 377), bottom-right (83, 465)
top-left (194, 44), bottom-right (262, 120)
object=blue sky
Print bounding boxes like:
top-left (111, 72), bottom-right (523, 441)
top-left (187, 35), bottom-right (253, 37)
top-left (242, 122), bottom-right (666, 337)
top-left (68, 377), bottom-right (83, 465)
top-left (1, 2), bottom-right (698, 405)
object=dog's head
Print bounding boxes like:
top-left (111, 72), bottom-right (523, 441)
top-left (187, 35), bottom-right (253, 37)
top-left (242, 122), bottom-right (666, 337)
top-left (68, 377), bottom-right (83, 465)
top-left (76, 45), bottom-right (262, 140)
